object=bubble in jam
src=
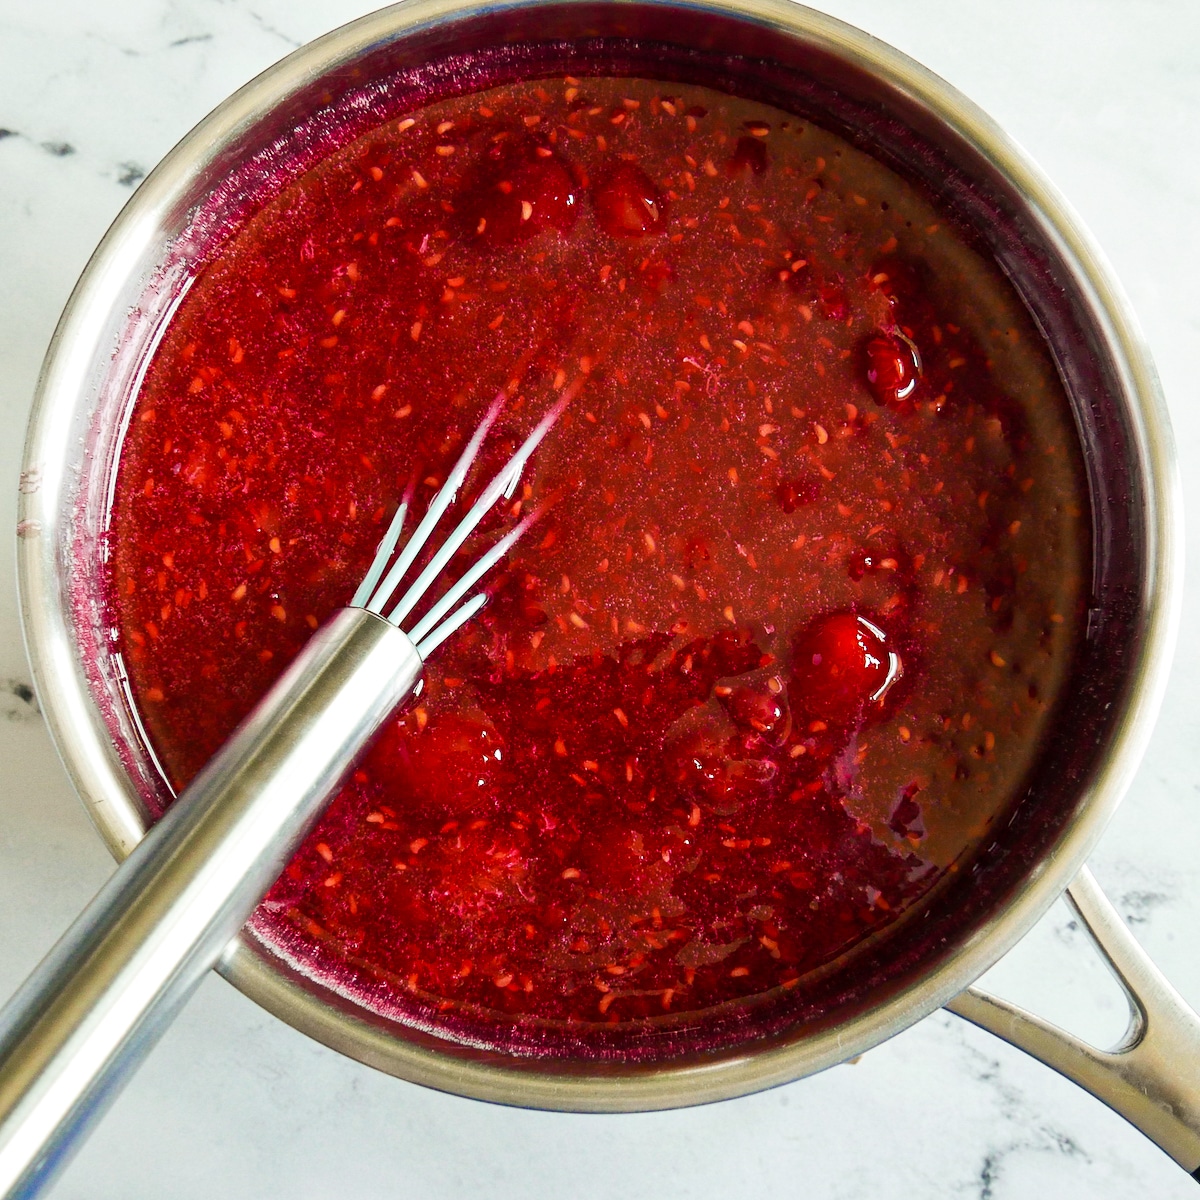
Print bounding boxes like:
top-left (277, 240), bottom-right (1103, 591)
top-left (592, 161), bottom-right (668, 237)
top-left (791, 613), bottom-right (900, 724)
top-left (864, 330), bottom-right (921, 411)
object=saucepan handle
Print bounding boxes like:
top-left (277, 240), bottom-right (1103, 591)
top-left (947, 865), bottom-right (1200, 1180)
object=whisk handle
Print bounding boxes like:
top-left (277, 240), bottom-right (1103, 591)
top-left (0, 608), bottom-right (422, 1200)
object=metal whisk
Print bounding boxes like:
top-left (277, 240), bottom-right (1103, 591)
top-left (0, 394), bottom-right (565, 1200)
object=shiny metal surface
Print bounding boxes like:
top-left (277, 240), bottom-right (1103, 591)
top-left (15, 0), bottom-right (1187, 1149)
top-left (950, 867), bottom-right (1200, 1173)
top-left (0, 610), bottom-right (421, 1199)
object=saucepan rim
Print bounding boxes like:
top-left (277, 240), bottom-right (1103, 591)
top-left (16, 0), bottom-right (1182, 1111)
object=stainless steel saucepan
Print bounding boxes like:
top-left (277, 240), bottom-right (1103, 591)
top-left (15, 0), bottom-right (1200, 1185)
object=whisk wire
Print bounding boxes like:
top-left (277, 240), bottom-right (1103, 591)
top-left (363, 392), bottom-right (505, 616)
top-left (412, 592), bottom-right (487, 658)
top-left (385, 395), bottom-right (567, 627)
top-left (406, 504), bottom-right (544, 647)
top-left (349, 496), bottom-right (409, 609)
top-left (354, 391), bottom-right (567, 658)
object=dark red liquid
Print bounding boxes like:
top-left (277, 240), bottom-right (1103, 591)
top-left (106, 76), bottom-right (1087, 1052)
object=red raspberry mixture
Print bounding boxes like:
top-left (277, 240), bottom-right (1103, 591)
top-left (105, 77), bottom-right (1087, 1046)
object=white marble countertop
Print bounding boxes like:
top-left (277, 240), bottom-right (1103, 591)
top-left (1, 1), bottom-right (1198, 1195)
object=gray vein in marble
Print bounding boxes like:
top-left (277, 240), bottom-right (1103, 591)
top-left (116, 161), bottom-right (145, 187)
top-left (221, 1), bottom-right (303, 49)
top-left (1098, 858), bottom-right (1190, 938)
top-left (1, 679), bottom-right (39, 722)
top-left (1119, 889), bottom-right (1173, 926)
top-left (0, 130), bottom-right (81, 159)
top-left (937, 1015), bottom-right (1094, 1197)
top-left (0, 125), bottom-right (150, 192)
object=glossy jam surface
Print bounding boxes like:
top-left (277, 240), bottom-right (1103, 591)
top-left (105, 76), bottom-right (1088, 1052)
